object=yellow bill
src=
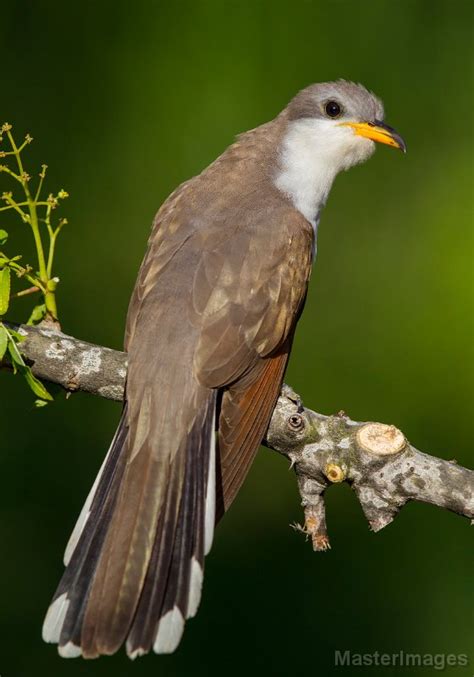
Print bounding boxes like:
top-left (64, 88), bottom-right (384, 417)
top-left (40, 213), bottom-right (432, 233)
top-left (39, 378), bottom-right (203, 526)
top-left (340, 120), bottom-right (406, 152)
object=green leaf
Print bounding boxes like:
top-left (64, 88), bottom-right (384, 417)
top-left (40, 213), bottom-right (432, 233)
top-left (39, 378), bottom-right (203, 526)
top-left (0, 323), bottom-right (7, 360)
top-left (35, 399), bottom-right (49, 408)
top-left (0, 229), bottom-right (8, 245)
top-left (3, 325), bottom-right (53, 402)
top-left (0, 266), bottom-right (11, 315)
top-left (22, 365), bottom-right (53, 401)
top-left (7, 334), bottom-right (25, 371)
top-left (27, 303), bottom-right (47, 326)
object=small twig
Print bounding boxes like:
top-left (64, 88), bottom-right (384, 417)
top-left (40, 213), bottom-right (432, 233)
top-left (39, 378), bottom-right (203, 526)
top-left (1, 191), bottom-right (30, 221)
top-left (34, 165), bottom-right (47, 202)
top-left (12, 285), bottom-right (40, 298)
top-left (0, 200), bottom-right (52, 212)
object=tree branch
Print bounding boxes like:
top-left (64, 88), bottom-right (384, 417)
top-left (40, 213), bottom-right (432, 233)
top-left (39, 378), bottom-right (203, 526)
top-left (267, 385), bottom-right (473, 549)
top-left (3, 322), bottom-right (473, 548)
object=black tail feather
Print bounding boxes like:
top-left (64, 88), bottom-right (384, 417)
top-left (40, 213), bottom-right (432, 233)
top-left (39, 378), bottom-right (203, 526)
top-left (125, 391), bottom-right (216, 656)
top-left (42, 409), bottom-right (129, 654)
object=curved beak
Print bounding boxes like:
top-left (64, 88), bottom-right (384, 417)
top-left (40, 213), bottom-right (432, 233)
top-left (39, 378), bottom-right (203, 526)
top-left (340, 119), bottom-right (406, 153)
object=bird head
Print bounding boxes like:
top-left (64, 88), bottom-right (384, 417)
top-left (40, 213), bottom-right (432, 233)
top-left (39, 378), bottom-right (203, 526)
top-left (285, 80), bottom-right (405, 171)
top-left (275, 80), bottom-right (405, 224)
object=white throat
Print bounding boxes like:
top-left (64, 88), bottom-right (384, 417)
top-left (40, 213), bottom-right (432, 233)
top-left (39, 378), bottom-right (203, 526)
top-left (274, 118), bottom-right (374, 230)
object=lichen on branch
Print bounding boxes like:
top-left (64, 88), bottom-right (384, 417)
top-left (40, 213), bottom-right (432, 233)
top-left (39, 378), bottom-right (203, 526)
top-left (2, 322), bottom-right (472, 548)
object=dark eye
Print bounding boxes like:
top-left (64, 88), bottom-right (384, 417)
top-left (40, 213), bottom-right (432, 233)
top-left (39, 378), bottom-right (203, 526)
top-left (325, 101), bottom-right (342, 118)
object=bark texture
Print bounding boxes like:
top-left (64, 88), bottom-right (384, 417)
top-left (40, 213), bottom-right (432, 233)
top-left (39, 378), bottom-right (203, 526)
top-left (3, 322), bottom-right (472, 548)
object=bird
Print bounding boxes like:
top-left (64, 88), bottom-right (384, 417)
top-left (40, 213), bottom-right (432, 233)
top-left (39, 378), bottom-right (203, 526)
top-left (42, 80), bottom-right (405, 659)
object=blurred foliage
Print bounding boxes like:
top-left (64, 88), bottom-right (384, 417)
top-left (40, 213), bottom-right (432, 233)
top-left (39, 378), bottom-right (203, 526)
top-left (0, 1), bottom-right (472, 676)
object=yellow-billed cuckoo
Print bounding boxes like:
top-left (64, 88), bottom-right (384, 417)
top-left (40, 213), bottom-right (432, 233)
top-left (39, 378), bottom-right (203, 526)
top-left (42, 80), bottom-right (405, 659)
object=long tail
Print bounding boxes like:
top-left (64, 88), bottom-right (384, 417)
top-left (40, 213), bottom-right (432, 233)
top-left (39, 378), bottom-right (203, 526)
top-left (42, 391), bottom-right (217, 659)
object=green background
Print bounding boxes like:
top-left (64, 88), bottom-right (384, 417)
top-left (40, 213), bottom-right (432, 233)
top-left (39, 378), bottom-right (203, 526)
top-left (0, 1), bottom-right (472, 675)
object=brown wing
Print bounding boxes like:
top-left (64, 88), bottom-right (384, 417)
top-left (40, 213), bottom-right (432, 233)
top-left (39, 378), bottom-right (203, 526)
top-left (127, 190), bottom-right (314, 520)
top-left (190, 207), bottom-right (314, 514)
top-left (191, 210), bottom-right (313, 386)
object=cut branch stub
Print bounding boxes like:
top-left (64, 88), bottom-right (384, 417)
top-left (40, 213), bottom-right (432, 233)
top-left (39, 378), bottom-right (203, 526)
top-left (356, 422), bottom-right (406, 456)
top-left (324, 463), bottom-right (346, 483)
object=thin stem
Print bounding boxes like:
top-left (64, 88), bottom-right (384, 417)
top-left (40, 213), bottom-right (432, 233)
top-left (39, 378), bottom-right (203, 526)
top-left (44, 201), bottom-right (53, 237)
top-left (34, 166), bottom-right (47, 202)
top-left (46, 231), bottom-right (58, 279)
top-left (0, 139), bottom-right (30, 158)
top-left (6, 131), bottom-right (27, 180)
top-left (45, 202), bottom-right (55, 279)
top-left (4, 259), bottom-right (45, 292)
top-left (0, 165), bottom-right (24, 184)
top-left (0, 200), bottom-right (51, 211)
top-left (0, 196), bottom-right (29, 222)
top-left (13, 286), bottom-right (40, 298)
